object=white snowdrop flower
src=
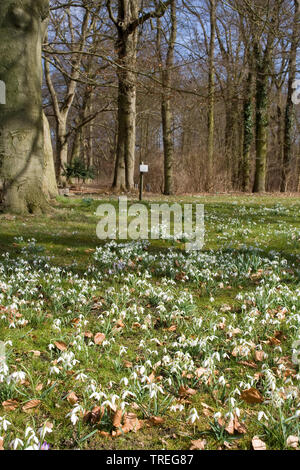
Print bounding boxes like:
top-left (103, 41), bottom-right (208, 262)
top-left (170, 404), bottom-right (184, 412)
top-left (49, 366), bottom-right (60, 375)
top-left (122, 390), bottom-right (136, 400)
top-left (120, 377), bottom-right (129, 386)
top-left (25, 427), bottom-right (35, 438)
top-left (225, 411), bottom-right (234, 420)
top-left (258, 411), bottom-right (269, 422)
top-left (75, 372), bottom-right (87, 382)
top-left (119, 346), bottom-right (128, 356)
top-left (230, 397), bottom-right (236, 407)
top-left (187, 408), bottom-right (199, 424)
top-left (38, 423), bottom-right (53, 439)
top-left (214, 412), bottom-right (222, 420)
top-left (10, 438), bottom-right (24, 450)
top-left (67, 405), bottom-right (84, 426)
top-left (0, 418), bottom-right (11, 432)
top-left (218, 375), bottom-right (226, 386)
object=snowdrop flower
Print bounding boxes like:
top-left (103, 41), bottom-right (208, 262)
top-left (258, 411), bottom-right (269, 422)
top-left (218, 376), bottom-right (226, 386)
top-left (120, 377), bottom-right (129, 386)
top-left (67, 405), bottom-right (84, 426)
top-left (0, 417), bottom-right (11, 432)
top-left (10, 438), bottom-right (24, 450)
top-left (38, 423), bottom-right (53, 439)
top-left (187, 408), bottom-right (199, 424)
top-left (49, 366), bottom-right (60, 375)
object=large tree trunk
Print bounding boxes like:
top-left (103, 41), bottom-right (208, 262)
top-left (0, 0), bottom-right (49, 214)
top-left (253, 60), bottom-right (269, 193)
top-left (113, 28), bottom-right (137, 192)
top-left (42, 112), bottom-right (58, 199)
top-left (162, 92), bottom-right (173, 195)
top-left (280, 0), bottom-right (299, 192)
top-left (206, 0), bottom-right (216, 192)
top-left (241, 71), bottom-right (254, 192)
top-left (161, 0), bottom-right (177, 196)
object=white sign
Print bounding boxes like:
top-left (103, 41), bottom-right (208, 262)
top-left (0, 80), bottom-right (6, 104)
top-left (140, 164), bottom-right (148, 173)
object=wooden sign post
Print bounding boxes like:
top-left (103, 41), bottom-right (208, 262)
top-left (139, 162), bottom-right (148, 201)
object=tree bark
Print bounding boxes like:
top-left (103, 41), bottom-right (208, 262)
top-left (108, 0), bottom-right (172, 192)
top-left (158, 0), bottom-right (177, 196)
top-left (241, 71), bottom-right (254, 192)
top-left (42, 112), bottom-right (58, 199)
top-left (253, 42), bottom-right (270, 193)
top-left (112, 3), bottom-right (138, 192)
top-left (280, 0), bottom-right (299, 192)
top-left (0, 0), bottom-right (50, 214)
top-left (206, 0), bottom-right (216, 192)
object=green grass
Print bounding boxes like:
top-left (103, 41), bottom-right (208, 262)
top-left (0, 194), bottom-right (299, 450)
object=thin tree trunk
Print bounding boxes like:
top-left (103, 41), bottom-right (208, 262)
top-left (241, 71), bottom-right (254, 192)
top-left (55, 119), bottom-right (69, 183)
top-left (281, 0), bottom-right (299, 192)
top-left (44, 8), bottom-right (90, 185)
top-left (206, 0), bottom-right (216, 192)
top-left (42, 112), bottom-right (58, 199)
top-left (253, 44), bottom-right (269, 193)
top-left (159, 0), bottom-right (177, 195)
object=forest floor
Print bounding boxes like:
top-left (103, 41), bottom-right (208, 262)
top-left (0, 194), bottom-right (299, 450)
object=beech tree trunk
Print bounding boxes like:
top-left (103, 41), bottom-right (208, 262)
top-left (253, 41), bottom-right (271, 193)
top-left (206, 0), bottom-right (216, 192)
top-left (108, 0), bottom-right (171, 192)
top-left (280, 0), bottom-right (299, 192)
top-left (241, 71), bottom-right (254, 192)
top-left (112, 6), bottom-right (138, 192)
top-left (42, 112), bottom-right (58, 199)
top-left (0, 0), bottom-right (50, 213)
top-left (157, 0), bottom-right (177, 196)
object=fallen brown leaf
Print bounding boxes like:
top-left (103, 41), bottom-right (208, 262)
top-left (29, 350), bottom-right (41, 357)
top-left (286, 435), bottom-right (299, 449)
top-left (22, 399), bottom-right (41, 412)
top-left (83, 406), bottom-right (104, 425)
top-left (252, 436), bottom-right (267, 450)
top-left (67, 391), bottom-right (78, 405)
top-left (241, 388), bottom-right (264, 404)
top-left (94, 332), bottom-right (106, 345)
top-left (179, 386), bottom-right (197, 398)
top-left (2, 399), bottom-right (19, 411)
top-left (254, 350), bottom-right (265, 362)
top-left (113, 409), bottom-right (123, 428)
top-left (234, 415), bottom-right (247, 434)
top-left (149, 416), bottom-right (164, 426)
top-left (225, 418), bottom-right (235, 435)
top-left (190, 439), bottom-right (207, 450)
top-left (54, 341), bottom-right (67, 351)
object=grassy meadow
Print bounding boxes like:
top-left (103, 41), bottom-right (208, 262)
top-left (0, 194), bottom-right (299, 450)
